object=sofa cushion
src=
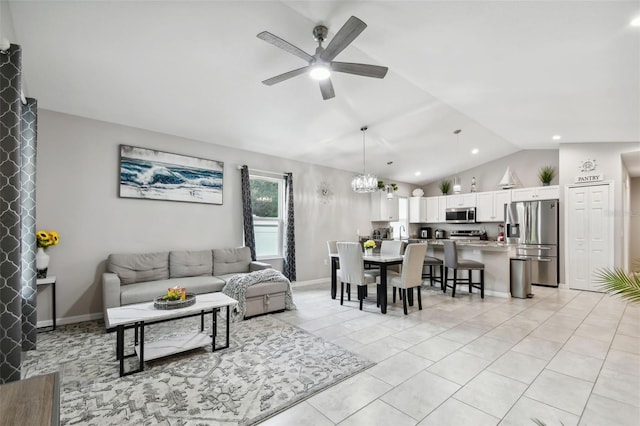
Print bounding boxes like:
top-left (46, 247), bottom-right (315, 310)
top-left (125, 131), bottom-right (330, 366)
top-left (215, 273), bottom-right (242, 284)
top-left (213, 247), bottom-right (251, 275)
top-left (108, 252), bottom-right (169, 285)
top-left (120, 276), bottom-right (226, 306)
top-left (170, 250), bottom-right (213, 278)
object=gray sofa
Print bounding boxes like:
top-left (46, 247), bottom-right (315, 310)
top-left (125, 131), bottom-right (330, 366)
top-left (102, 247), bottom-right (288, 319)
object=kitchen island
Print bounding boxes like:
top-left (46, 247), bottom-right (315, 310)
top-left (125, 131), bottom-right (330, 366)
top-left (424, 240), bottom-right (517, 297)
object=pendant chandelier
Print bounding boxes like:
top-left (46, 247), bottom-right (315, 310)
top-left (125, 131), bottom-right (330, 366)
top-left (453, 129), bottom-right (462, 194)
top-left (351, 126), bottom-right (378, 193)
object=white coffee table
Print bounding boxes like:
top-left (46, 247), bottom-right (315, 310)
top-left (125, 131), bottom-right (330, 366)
top-left (106, 292), bottom-right (238, 377)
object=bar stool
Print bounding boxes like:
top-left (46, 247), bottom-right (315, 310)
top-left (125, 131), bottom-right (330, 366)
top-left (422, 256), bottom-right (443, 288)
top-left (443, 240), bottom-right (485, 298)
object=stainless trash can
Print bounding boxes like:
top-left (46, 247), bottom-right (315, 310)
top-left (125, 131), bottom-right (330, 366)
top-left (510, 257), bottom-right (533, 299)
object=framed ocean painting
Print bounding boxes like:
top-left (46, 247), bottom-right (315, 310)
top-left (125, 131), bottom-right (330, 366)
top-left (119, 145), bottom-right (224, 205)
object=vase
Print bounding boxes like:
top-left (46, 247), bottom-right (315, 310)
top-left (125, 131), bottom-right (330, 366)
top-left (365, 248), bottom-right (373, 256)
top-left (36, 247), bottom-right (49, 278)
top-left (542, 182), bottom-right (550, 186)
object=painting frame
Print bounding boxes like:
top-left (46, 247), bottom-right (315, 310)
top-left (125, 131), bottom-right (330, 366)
top-left (119, 145), bottom-right (224, 205)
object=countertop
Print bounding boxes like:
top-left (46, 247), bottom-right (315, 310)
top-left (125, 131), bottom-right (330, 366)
top-left (409, 238), bottom-right (515, 251)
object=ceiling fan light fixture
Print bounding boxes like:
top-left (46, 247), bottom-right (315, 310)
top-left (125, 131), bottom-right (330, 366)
top-left (309, 63), bottom-right (331, 80)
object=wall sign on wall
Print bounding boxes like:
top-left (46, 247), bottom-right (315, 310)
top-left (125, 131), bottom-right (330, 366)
top-left (119, 145), bottom-right (224, 205)
top-left (575, 158), bottom-right (603, 184)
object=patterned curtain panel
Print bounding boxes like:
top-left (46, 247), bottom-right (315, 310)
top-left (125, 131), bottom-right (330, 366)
top-left (0, 43), bottom-right (24, 383)
top-left (283, 173), bottom-right (296, 281)
top-left (20, 98), bottom-right (38, 351)
top-left (241, 165), bottom-right (256, 261)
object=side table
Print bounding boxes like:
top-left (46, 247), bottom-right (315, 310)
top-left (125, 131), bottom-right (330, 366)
top-left (36, 276), bottom-right (56, 331)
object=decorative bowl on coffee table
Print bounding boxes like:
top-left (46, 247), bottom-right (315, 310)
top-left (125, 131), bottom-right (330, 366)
top-left (154, 293), bottom-right (196, 310)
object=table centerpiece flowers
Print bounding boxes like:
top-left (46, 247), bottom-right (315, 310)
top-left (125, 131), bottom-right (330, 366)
top-left (35, 230), bottom-right (60, 278)
top-left (363, 239), bottom-right (376, 256)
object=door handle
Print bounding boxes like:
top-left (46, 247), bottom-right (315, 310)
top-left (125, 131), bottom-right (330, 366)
top-left (531, 258), bottom-right (552, 262)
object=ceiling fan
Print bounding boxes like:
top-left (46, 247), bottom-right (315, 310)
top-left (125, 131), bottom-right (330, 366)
top-left (257, 16), bottom-right (389, 100)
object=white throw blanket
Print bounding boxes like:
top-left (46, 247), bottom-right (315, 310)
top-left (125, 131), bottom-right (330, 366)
top-left (222, 269), bottom-right (296, 322)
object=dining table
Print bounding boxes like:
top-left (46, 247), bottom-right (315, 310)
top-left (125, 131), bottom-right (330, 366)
top-left (330, 253), bottom-right (404, 314)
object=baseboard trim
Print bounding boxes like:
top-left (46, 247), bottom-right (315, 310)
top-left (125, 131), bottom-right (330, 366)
top-left (484, 290), bottom-right (511, 298)
top-left (292, 278), bottom-right (328, 288)
top-left (37, 312), bottom-right (103, 328)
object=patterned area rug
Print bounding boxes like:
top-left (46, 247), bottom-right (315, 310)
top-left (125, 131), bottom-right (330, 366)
top-left (22, 315), bottom-right (374, 425)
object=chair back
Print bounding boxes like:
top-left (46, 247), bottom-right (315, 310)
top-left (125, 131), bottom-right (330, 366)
top-left (443, 240), bottom-right (459, 268)
top-left (398, 243), bottom-right (428, 288)
top-left (380, 240), bottom-right (403, 256)
top-left (327, 240), bottom-right (338, 255)
top-left (337, 242), bottom-right (366, 285)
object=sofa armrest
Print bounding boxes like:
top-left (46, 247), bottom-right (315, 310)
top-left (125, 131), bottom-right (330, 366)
top-left (250, 261), bottom-right (272, 272)
top-left (102, 272), bottom-right (122, 320)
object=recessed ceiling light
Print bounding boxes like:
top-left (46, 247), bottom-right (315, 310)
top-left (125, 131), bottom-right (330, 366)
top-left (471, 148), bottom-right (479, 154)
top-left (415, 171), bottom-right (421, 176)
top-left (552, 135), bottom-right (562, 140)
top-left (631, 16), bottom-right (640, 27)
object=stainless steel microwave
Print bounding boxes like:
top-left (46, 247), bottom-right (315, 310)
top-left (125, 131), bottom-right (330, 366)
top-left (445, 207), bottom-right (476, 223)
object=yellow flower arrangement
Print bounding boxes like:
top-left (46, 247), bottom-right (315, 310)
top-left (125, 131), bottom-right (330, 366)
top-left (363, 240), bottom-right (376, 249)
top-left (36, 230), bottom-right (60, 249)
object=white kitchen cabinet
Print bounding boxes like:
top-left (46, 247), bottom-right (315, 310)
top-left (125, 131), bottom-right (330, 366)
top-left (426, 197), bottom-right (440, 223)
top-left (409, 197), bottom-right (428, 223)
top-left (438, 196), bottom-right (447, 222)
top-left (371, 191), bottom-right (400, 222)
top-left (511, 185), bottom-right (560, 202)
top-left (476, 190), bottom-right (512, 222)
top-left (445, 193), bottom-right (477, 208)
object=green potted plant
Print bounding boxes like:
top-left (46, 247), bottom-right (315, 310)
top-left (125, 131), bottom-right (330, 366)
top-left (377, 181), bottom-right (399, 191)
top-left (594, 261), bottom-right (640, 303)
top-left (439, 179), bottom-right (451, 195)
top-left (538, 165), bottom-right (556, 186)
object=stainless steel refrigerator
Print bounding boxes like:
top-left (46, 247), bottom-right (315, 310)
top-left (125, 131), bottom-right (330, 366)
top-left (505, 199), bottom-right (559, 287)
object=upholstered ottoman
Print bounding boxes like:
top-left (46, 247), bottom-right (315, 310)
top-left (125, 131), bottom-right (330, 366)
top-left (244, 280), bottom-right (288, 318)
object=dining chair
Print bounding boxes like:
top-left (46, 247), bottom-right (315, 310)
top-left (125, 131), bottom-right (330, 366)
top-left (443, 240), bottom-right (485, 298)
top-left (336, 242), bottom-right (378, 310)
top-left (327, 240), bottom-right (349, 300)
top-left (388, 243), bottom-right (428, 315)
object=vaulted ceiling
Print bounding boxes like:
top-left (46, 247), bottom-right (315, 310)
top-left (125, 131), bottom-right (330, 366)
top-left (4, 1), bottom-right (639, 184)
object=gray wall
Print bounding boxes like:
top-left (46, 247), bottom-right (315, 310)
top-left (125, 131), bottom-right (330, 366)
top-left (0, 1), bottom-right (17, 43)
top-left (421, 149), bottom-right (559, 196)
top-left (36, 110), bottom-right (375, 322)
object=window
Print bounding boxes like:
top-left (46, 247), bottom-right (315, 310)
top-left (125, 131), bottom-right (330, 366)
top-left (250, 175), bottom-right (284, 258)
top-left (391, 196), bottom-right (409, 239)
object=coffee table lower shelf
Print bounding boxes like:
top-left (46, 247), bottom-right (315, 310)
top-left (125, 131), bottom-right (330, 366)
top-left (135, 332), bottom-right (212, 361)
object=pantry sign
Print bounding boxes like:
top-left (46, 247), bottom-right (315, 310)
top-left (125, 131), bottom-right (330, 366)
top-left (575, 159), bottom-right (603, 183)
top-left (575, 174), bottom-right (604, 183)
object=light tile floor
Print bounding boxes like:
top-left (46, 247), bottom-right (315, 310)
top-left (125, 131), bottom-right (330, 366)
top-left (262, 282), bottom-right (640, 426)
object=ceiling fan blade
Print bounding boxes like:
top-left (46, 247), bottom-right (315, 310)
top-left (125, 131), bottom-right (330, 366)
top-left (262, 66), bottom-right (310, 86)
top-left (319, 78), bottom-right (335, 100)
top-left (321, 16), bottom-right (367, 62)
top-left (257, 31), bottom-right (313, 62)
top-left (331, 62), bottom-right (389, 79)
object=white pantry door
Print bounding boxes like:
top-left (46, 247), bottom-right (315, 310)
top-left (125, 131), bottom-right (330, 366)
top-left (567, 183), bottom-right (613, 291)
